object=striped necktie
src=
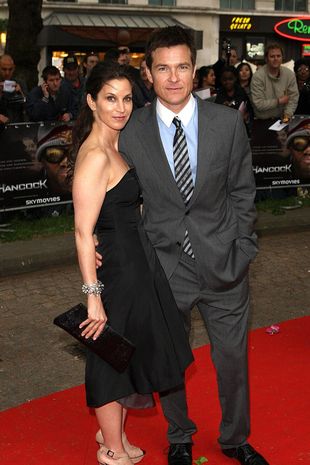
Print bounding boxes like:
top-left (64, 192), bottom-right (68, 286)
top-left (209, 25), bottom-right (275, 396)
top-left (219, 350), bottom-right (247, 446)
top-left (172, 116), bottom-right (195, 258)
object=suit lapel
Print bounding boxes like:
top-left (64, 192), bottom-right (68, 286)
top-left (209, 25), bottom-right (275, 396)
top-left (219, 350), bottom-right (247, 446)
top-left (189, 98), bottom-right (217, 205)
top-left (136, 101), bottom-right (184, 202)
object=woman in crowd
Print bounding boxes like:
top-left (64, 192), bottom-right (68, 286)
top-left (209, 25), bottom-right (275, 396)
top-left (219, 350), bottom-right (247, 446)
top-left (215, 66), bottom-right (253, 136)
top-left (236, 62), bottom-right (253, 97)
top-left (294, 58), bottom-right (310, 92)
top-left (197, 66), bottom-right (216, 95)
top-left (70, 62), bottom-right (193, 465)
top-left (294, 58), bottom-right (310, 115)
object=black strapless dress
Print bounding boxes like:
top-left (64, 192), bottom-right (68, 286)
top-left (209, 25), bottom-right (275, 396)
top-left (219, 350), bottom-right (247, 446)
top-left (85, 169), bottom-right (193, 408)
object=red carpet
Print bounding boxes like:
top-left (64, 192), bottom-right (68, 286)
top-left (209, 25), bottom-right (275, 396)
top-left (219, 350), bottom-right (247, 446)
top-left (1, 317), bottom-right (310, 464)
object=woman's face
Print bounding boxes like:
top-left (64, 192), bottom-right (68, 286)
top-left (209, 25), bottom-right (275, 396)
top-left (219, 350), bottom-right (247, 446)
top-left (239, 65), bottom-right (251, 82)
top-left (296, 64), bottom-right (310, 82)
top-left (221, 71), bottom-right (236, 91)
top-left (88, 78), bottom-right (133, 130)
top-left (193, 70), bottom-right (199, 90)
top-left (203, 69), bottom-right (216, 88)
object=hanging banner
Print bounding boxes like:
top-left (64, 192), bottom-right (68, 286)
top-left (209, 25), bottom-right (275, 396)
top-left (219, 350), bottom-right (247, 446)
top-left (0, 122), bottom-right (73, 212)
top-left (250, 119), bottom-right (310, 189)
top-left (1, 119), bottom-right (310, 212)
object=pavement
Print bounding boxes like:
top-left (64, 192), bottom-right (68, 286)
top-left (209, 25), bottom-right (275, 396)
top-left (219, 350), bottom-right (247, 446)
top-left (0, 206), bottom-right (310, 411)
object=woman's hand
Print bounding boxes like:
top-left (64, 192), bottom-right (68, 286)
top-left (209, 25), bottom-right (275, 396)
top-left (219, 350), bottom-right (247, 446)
top-left (93, 234), bottom-right (103, 268)
top-left (79, 295), bottom-right (107, 340)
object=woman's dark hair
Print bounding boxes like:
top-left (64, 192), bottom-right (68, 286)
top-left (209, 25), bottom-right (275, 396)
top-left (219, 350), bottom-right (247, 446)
top-left (145, 26), bottom-right (196, 69)
top-left (236, 62), bottom-right (253, 85)
top-left (197, 66), bottom-right (214, 88)
top-left (68, 62), bottom-right (133, 177)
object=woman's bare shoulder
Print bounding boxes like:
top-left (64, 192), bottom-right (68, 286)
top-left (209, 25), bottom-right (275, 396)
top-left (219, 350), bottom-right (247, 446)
top-left (76, 142), bottom-right (109, 172)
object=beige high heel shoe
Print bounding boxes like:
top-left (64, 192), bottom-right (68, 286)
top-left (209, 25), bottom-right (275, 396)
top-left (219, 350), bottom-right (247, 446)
top-left (97, 445), bottom-right (133, 465)
top-left (96, 430), bottom-right (145, 464)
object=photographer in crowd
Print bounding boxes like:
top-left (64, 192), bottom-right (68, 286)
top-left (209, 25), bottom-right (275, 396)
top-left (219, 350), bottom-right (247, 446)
top-left (0, 54), bottom-right (27, 123)
top-left (61, 55), bottom-right (84, 119)
top-left (26, 65), bottom-right (75, 122)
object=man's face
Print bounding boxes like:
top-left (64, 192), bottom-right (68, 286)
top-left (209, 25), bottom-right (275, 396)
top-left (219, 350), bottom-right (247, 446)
top-left (118, 48), bottom-right (130, 65)
top-left (64, 66), bottom-right (79, 83)
top-left (41, 146), bottom-right (71, 193)
top-left (85, 55), bottom-right (99, 75)
top-left (22, 137), bottom-right (37, 158)
top-left (290, 136), bottom-right (310, 179)
top-left (46, 74), bottom-right (62, 94)
top-left (266, 48), bottom-right (283, 72)
top-left (0, 57), bottom-right (15, 80)
top-left (140, 60), bottom-right (148, 82)
top-left (146, 45), bottom-right (195, 114)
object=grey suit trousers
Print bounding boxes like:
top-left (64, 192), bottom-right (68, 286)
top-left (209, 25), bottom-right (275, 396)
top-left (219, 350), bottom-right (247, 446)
top-left (159, 252), bottom-right (250, 449)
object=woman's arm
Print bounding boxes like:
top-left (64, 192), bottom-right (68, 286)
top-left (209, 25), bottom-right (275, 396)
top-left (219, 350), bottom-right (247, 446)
top-left (72, 149), bottom-right (110, 340)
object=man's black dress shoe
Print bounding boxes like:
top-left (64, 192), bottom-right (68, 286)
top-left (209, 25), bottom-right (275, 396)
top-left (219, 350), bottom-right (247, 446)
top-left (222, 443), bottom-right (269, 465)
top-left (168, 443), bottom-right (192, 465)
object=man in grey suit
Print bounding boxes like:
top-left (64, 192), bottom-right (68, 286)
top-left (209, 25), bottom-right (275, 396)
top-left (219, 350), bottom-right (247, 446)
top-left (119, 27), bottom-right (268, 465)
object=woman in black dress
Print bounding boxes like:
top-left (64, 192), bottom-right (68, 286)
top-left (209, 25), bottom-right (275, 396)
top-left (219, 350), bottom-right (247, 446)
top-left (70, 62), bottom-right (193, 465)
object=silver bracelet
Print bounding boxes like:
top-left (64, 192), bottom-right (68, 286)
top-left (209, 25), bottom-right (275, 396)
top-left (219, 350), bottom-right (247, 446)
top-left (82, 280), bottom-right (104, 296)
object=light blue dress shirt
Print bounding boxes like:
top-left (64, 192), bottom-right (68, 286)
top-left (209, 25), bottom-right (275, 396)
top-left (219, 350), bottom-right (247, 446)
top-left (156, 95), bottom-right (198, 184)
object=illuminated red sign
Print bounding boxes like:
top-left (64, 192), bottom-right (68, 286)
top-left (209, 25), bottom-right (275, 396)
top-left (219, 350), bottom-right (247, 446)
top-left (274, 17), bottom-right (310, 42)
top-left (302, 43), bottom-right (310, 56)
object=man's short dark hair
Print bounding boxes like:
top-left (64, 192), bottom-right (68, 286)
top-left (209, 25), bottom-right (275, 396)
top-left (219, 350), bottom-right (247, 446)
top-left (265, 43), bottom-right (284, 59)
top-left (104, 48), bottom-right (121, 63)
top-left (145, 26), bottom-right (197, 69)
top-left (84, 52), bottom-right (99, 64)
top-left (42, 65), bottom-right (61, 81)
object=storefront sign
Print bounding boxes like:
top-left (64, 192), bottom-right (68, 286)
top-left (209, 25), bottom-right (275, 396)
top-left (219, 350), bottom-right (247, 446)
top-left (274, 17), bottom-right (310, 42)
top-left (229, 16), bottom-right (252, 31)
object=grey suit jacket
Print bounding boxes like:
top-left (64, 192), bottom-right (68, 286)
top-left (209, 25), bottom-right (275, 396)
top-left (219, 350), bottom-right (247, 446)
top-left (120, 97), bottom-right (258, 291)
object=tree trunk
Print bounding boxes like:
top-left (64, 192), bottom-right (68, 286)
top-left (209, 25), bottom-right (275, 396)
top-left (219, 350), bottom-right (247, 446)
top-left (5, 0), bottom-right (43, 90)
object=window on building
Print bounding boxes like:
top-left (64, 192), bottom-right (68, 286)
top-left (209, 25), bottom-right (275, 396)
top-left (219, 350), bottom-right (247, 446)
top-left (220, 0), bottom-right (255, 8)
top-left (148, 0), bottom-right (175, 5)
top-left (275, 0), bottom-right (307, 10)
top-left (99, 0), bottom-right (127, 3)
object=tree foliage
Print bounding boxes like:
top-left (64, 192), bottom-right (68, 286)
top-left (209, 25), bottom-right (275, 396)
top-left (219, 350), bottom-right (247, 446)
top-left (6, 0), bottom-right (43, 89)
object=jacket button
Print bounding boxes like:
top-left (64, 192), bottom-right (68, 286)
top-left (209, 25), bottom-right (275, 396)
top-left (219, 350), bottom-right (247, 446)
top-left (185, 210), bottom-right (190, 215)
top-left (176, 241), bottom-right (181, 247)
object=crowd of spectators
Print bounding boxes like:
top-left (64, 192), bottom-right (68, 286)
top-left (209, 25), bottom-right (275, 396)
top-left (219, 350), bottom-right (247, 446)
top-left (194, 42), bottom-right (309, 134)
top-left (0, 43), bottom-right (309, 221)
top-left (1, 43), bottom-right (309, 129)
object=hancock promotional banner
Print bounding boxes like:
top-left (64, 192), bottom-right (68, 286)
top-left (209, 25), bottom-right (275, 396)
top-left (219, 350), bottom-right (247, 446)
top-left (251, 118), bottom-right (310, 190)
top-left (0, 122), bottom-right (73, 212)
top-left (1, 118), bottom-right (310, 212)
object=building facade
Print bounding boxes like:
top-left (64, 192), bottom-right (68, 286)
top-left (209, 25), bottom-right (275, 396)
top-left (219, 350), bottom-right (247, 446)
top-left (0, 0), bottom-right (309, 74)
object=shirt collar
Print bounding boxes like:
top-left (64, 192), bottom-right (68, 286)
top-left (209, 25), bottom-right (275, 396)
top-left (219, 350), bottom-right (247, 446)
top-left (156, 94), bottom-right (196, 128)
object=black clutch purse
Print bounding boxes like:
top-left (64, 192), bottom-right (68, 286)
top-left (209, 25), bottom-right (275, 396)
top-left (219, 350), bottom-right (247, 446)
top-left (53, 303), bottom-right (135, 373)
